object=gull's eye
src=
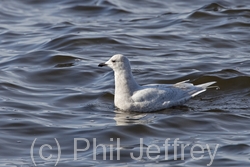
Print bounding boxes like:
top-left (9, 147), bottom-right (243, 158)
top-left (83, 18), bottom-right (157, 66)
top-left (112, 60), bottom-right (116, 63)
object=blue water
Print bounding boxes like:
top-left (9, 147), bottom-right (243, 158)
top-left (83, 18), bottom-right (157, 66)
top-left (0, 0), bottom-right (250, 166)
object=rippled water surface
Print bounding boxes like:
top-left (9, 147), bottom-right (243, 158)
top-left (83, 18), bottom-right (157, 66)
top-left (1, 0), bottom-right (250, 166)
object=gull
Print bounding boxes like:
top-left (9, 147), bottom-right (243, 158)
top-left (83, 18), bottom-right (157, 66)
top-left (98, 54), bottom-right (216, 112)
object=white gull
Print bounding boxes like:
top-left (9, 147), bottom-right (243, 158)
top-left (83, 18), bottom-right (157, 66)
top-left (98, 54), bottom-right (216, 112)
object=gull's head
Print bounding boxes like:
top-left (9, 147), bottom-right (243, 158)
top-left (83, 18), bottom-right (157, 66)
top-left (98, 54), bottom-right (131, 72)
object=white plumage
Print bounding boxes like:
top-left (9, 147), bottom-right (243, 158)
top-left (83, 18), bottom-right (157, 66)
top-left (99, 54), bottom-right (216, 112)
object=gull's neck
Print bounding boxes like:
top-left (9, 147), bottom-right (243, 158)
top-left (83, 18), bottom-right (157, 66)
top-left (114, 67), bottom-right (139, 100)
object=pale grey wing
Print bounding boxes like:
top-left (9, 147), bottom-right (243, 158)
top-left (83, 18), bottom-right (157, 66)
top-left (145, 80), bottom-right (216, 97)
top-left (142, 84), bottom-right (172, 89)
top-left (132, 81), bottom-right (216, 111)
top-left (132, 86), bottom-right (192, 107)
top-left (143, 80), bottom-right (190, 89)
top-left (161, 87), bottom-right (193, 104)
top-left (173, 81), bottom-right (216, 97)
top-left (157, 85), bottom-right (203, 108)
top-left (140, 82), bottom-right (197, 102)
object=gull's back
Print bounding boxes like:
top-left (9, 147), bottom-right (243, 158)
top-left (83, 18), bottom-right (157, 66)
top-left (129, 81), bottom-right (215, 112)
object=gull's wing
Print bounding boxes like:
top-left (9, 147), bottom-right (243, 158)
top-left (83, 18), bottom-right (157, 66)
top-left (131, 81), bottom-right (216, 111)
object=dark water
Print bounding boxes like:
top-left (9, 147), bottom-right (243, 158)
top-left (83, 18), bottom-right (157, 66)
top-left (0, 0), bottom-right (250, 166)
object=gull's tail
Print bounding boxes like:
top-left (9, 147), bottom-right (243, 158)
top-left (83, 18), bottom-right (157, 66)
top-left (191, 81), bottom-right (217, 97)
top-left (196, 81), bottom-right (217, 89)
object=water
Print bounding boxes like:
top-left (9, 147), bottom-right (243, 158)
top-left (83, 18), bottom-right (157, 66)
top-left (0, 0), bottom-right (250, 166)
